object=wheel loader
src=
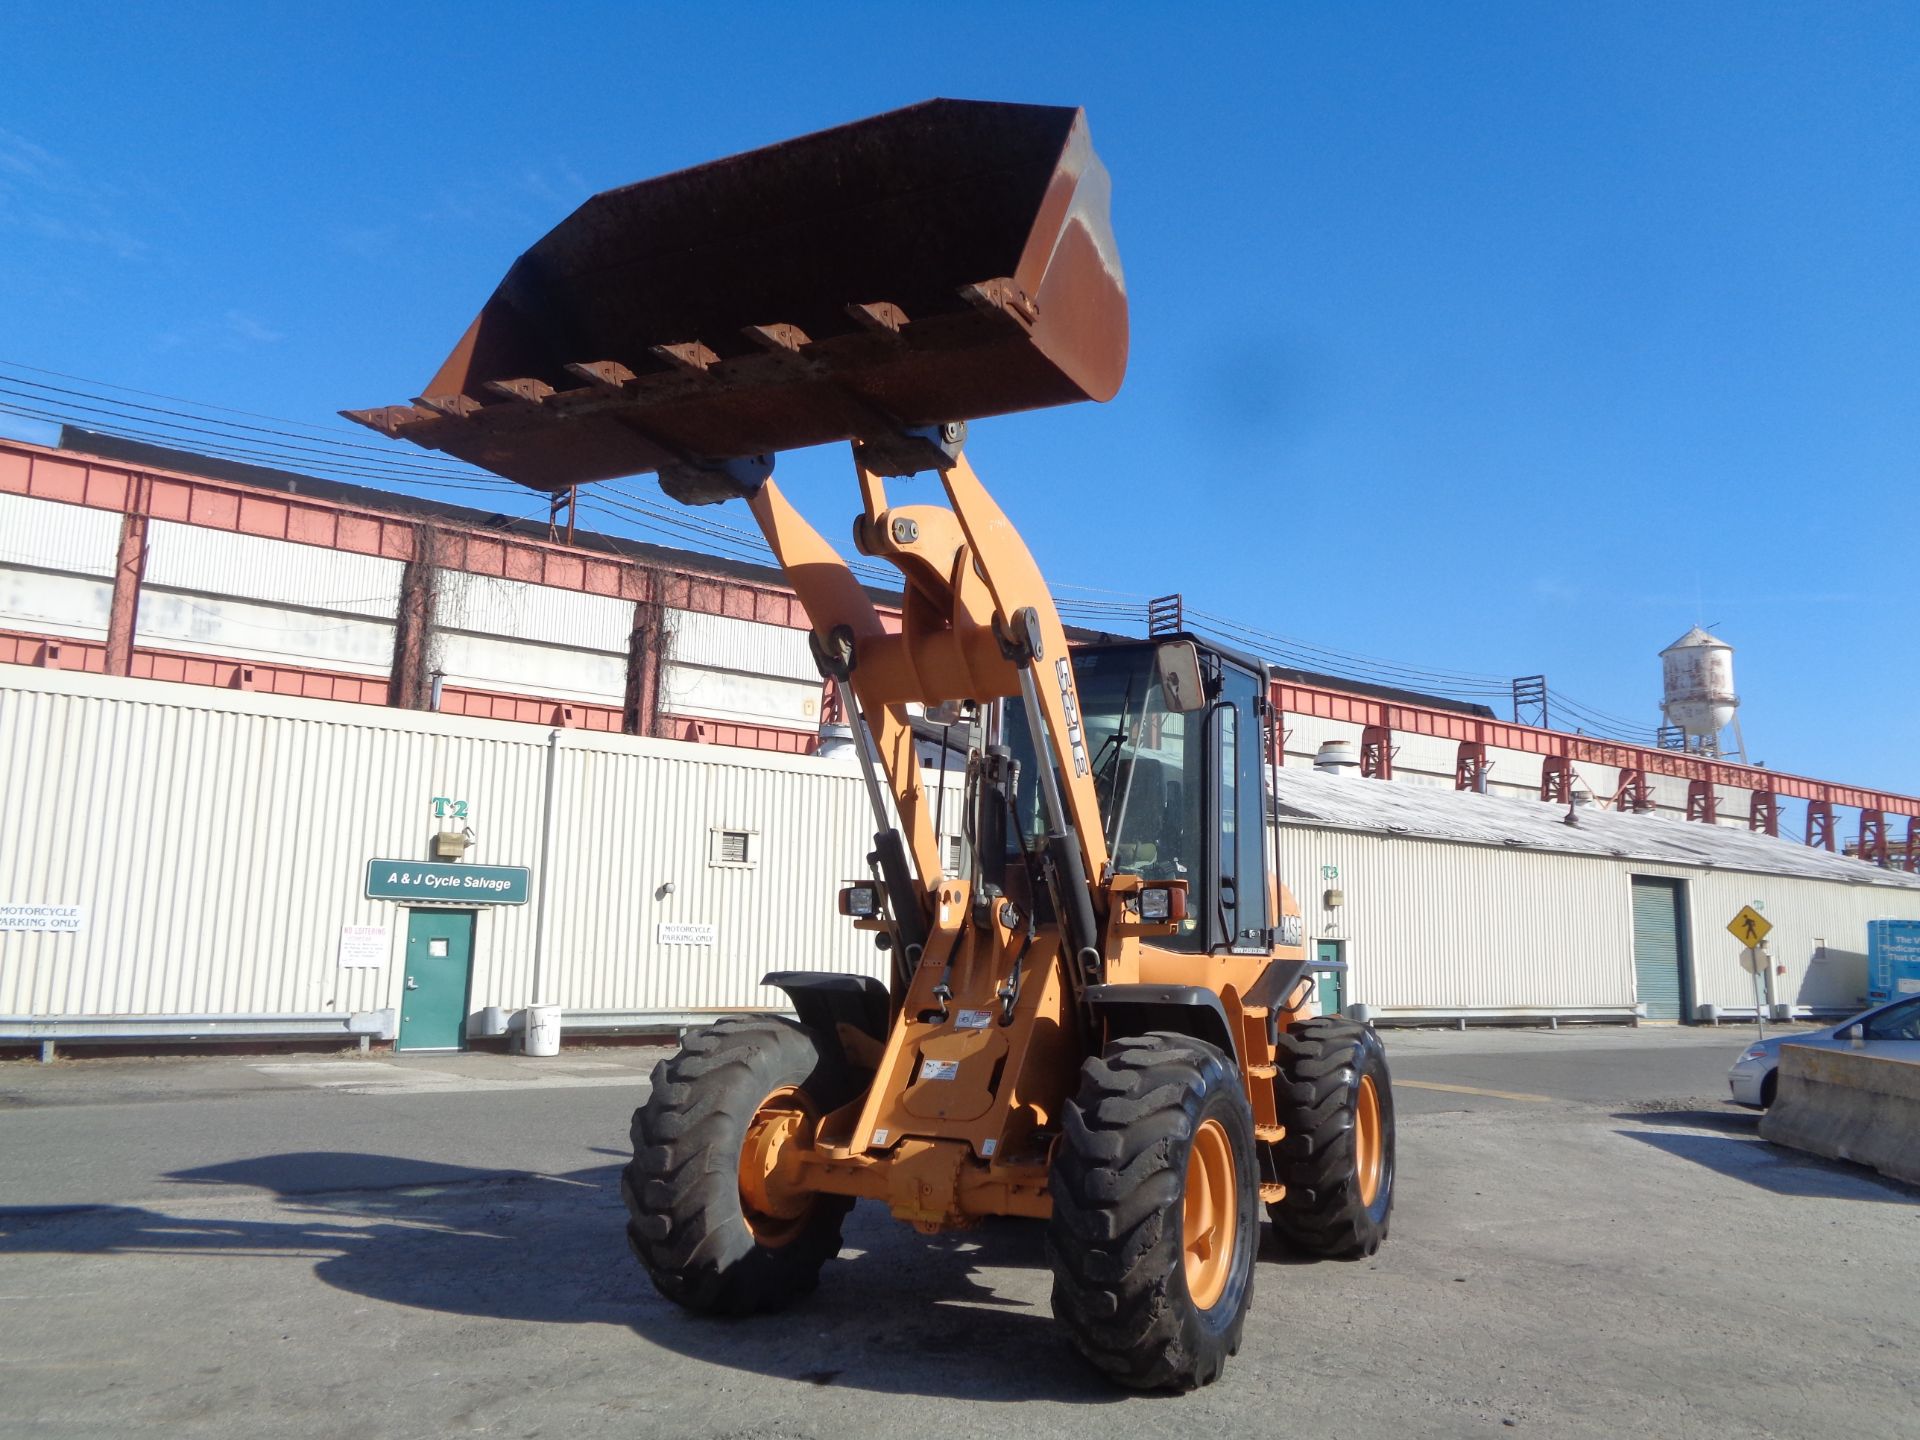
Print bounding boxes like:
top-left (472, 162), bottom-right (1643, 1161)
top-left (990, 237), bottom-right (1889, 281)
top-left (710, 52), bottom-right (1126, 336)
top-left (350, 98), bottom-right (1396, 1390)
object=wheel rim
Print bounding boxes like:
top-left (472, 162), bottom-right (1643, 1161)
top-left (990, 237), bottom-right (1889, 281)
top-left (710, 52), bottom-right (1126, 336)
top-left (1355, 1073), bottom-right (1385, 1208)
top-left (1182, 1116), bottom-right (1237, 1310)
top-left (737, 1085), bottom-right (817, 1248)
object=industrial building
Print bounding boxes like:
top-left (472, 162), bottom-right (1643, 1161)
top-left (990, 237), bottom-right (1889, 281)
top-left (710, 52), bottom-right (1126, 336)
top-left (1270, 766), bottom-right (1920, 1025)
top-left (4, 429), bottom-right (1919, 1052)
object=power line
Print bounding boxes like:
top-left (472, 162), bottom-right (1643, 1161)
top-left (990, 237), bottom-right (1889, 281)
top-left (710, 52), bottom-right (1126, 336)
top-left (0, 357), bottom-right (415, 441)
top-left (0, 362), bottom-right (1671, 745)
top-left (0, 371), bottom-right (497, 467)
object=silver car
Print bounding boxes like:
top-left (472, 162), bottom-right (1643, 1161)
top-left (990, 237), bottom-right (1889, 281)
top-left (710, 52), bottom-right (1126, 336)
top-left (1727, 992), bottom-right (1920, 1108)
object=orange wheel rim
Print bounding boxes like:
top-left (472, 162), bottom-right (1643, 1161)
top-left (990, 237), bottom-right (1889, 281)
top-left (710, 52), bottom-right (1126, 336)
top-left (737, 1085), bottom-right (817, 1248)
top-left (1182, 1117), bottom-right (1236, 1310)
top-left (1355, 1073), bottom-right (1384, 1208)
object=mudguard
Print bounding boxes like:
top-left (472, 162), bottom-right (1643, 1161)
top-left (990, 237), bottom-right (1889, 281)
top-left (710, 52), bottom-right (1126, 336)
top-left (763, 971), bottom-right (890, 1072)
top-left (1085, 983), bottom-right (1238, 1064)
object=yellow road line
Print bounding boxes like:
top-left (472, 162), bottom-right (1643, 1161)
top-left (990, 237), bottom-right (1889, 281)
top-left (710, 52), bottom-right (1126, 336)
top-left (1397, 1079), bottom-right (1555, 1104)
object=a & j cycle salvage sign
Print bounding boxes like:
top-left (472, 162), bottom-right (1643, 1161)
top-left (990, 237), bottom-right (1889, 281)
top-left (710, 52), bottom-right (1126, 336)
top-left (365, 860), bottom-right (531, 905)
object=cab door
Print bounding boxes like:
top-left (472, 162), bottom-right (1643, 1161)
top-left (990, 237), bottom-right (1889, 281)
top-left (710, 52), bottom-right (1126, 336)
top-left (1213, 665), bottom-right (1270, 953)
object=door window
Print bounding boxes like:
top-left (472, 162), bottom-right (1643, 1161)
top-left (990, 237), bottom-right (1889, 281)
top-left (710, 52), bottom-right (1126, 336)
top-left (1863, 996), bottom-right (1920, 1041)
top-left (1216, 667), bottom-right (1269, 952)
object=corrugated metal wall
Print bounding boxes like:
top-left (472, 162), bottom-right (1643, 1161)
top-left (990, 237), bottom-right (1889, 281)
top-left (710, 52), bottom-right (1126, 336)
top-left (1275, 823), bottom-right (1919, 1019)
top-left (543, 734), bottom-right (883, 1013)
top-left (1276, 826), bottom-right (1637, 1014)
top-left (0, 667), bottom-right (872, 1027)
top-left (4, 664), bottom-right (1914, 1035)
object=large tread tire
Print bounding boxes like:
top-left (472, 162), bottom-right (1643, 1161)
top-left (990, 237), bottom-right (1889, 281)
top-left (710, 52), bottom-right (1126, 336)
top-left (622, 1014), bottom-right (854, 1316)
top-left (1047, 1031), bottom-right (1259, 1391)
top-left (1268, 1016), bottom-right (1395, 1259)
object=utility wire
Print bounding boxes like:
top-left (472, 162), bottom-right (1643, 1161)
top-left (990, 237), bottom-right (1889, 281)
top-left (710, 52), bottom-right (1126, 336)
top-left (0, 362), bottom-right (1670, 746)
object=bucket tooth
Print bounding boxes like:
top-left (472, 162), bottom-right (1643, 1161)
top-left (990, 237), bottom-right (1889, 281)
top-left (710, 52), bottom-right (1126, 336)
top-left (564, 360), bottom-right (638, 391)
top-left (650, 343), bottom-right (719, 375)
top-left (414, 393), bottom-right (483, 420)
top-left (483, 378), bottom-right (556, 404)
top-left (743, 323), bottom-right (811, 353)
top-left (846, 302), bottom-right (909, 336)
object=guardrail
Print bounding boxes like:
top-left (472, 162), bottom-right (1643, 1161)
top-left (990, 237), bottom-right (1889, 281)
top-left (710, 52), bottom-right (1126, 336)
top-left (2, 1010), bottom-right (397, 1062)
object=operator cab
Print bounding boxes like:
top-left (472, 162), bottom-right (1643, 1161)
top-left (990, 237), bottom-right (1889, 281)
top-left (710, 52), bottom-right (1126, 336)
top-left (992, 635), bottom-right (1275, 955)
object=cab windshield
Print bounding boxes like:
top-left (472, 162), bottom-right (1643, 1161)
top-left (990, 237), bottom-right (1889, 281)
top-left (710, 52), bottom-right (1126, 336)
top-left (1002, 644), bottom-right (1202, 886)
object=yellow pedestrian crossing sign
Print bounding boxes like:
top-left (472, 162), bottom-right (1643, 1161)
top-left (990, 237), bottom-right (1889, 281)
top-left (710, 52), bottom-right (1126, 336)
top-left (1727, 905), bottom-right (1772, 947)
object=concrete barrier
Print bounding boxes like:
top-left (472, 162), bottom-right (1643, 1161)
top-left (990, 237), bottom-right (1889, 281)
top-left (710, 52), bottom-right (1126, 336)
top-left (1760, 1044), bottom-right (1920, 1187)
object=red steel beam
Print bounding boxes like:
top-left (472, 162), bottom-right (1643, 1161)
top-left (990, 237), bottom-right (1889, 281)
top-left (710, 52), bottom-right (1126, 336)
top-left (0, 436), bottom-right (815, 631)
top-left (7, 438), bottom-right (1918, 818)
top-left (1270, 679), bottom-right (1920, 819)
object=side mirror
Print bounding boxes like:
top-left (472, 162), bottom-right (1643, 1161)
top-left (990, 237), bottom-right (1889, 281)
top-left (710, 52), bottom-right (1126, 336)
top-left (1155, 640), bottom-right (1206, 713)
top-left (1847, 1024), bottom-right (1866, 1049)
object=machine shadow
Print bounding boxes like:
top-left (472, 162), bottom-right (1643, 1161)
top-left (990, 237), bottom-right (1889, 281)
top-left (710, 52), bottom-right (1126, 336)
top-left (0, 1151), bottom-right (1128, 1403)
top-left (1613, 1126), bottom-right (1918, 1204)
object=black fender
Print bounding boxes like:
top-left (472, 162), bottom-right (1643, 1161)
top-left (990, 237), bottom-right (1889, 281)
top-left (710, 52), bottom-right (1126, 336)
top-left (762, 971), bottom-right (890, 1073)
top-left (1085, 983), bottom-right (1238, 1065)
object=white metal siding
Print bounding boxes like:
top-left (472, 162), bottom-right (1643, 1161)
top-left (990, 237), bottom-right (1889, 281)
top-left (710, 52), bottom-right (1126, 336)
top-left (666, 608), bottom-right (816, 680)
top-left (0, 569), bottom-right (113, 640)
top-left (661, 662), bottom-right (823, 730)
top-left (436, 631), bottom-right (628, 705)
top-left (1277, 826), bottom-right (1636, 1014)
top-left (144, 521), bottom-right (403, 617)
top-left (133, 589), bottom-right (397, 675)
top-left (543, 735), bottom-right (877, 1013)
top-left (0, 492), bottom-right (120, 576)
top-left (0, 667), bottom-right (869, 1025)
top-left (438, 570), bottom-right (633, 653)
top-left (4, 664), bottom-right (1916, 1034)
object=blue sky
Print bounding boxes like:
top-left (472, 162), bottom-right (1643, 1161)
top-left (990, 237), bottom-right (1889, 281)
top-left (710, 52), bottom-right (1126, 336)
top-left (2, 3), bottom-right (1916, 799)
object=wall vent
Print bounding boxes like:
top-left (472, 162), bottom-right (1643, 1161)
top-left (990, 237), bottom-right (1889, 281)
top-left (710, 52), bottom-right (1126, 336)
top-left (710, 828), bottom-right (756, 867)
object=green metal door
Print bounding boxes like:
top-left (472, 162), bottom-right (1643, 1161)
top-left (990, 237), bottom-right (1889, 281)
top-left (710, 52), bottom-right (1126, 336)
top-left (398, 909), bottom-right (476, 1051)
top-left (1316, 939), bottom-right (1345, 1016)
top-left (1630, 878), bottom-right (1688, 1022)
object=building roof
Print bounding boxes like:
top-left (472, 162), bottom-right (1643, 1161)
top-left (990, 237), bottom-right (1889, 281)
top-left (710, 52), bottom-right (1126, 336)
top-left (60, 428), bottom-right (1497, 719)
top-left (1270, 766), bottom-right (1920, 891)
top-left (1662, 625), bottom-right (1727, 654)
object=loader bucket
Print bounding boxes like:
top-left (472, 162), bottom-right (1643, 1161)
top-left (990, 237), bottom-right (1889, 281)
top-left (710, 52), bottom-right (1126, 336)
top-left (347, 99), bottom-right (1127, 491)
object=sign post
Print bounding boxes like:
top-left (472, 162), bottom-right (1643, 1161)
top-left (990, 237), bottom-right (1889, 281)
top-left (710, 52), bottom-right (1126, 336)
top-left (1728, 907), bottom-right (1775, 1039)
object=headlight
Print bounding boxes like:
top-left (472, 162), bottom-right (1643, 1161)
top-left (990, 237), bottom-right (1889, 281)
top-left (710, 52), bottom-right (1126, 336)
top-left (1739, 1047), bottom-right (1769, 1062)
top-left (838, 884), bottom-right (880, 918)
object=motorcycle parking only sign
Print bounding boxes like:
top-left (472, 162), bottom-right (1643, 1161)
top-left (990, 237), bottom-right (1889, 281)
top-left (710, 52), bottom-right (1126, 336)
top-left (0, 904), bottom-right (84, 933)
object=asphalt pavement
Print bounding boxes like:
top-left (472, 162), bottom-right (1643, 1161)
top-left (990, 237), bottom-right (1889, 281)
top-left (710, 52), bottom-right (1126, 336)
top-left (0, 1024), bottom-right (1913, 1439)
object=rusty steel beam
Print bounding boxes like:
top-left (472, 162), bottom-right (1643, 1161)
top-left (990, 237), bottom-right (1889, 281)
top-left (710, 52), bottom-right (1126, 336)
top-left (1807, 799), bottom-right (1838, 851)
top-left (1360, 724), bottom-right (1393, 780)
top-left (1859, 809), bottom-right (1890, 868)
top-left (1268, 677), bottom-right (1920, 819)
top-left (103, 473), bottom-right (150, 677)
top-left (1455, 740), bottom-right (1487, 792)
top-left (0, 435), bottom-right (813, 628)
top-left (6, 436), bottom-right (1918, 822)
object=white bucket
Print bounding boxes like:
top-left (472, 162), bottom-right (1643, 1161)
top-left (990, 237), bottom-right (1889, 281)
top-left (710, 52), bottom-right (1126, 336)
top-left (524, 1005), bottom-right (563, 1057)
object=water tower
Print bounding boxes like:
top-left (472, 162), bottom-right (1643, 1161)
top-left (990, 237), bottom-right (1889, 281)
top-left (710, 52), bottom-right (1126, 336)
top-left (1659, 626), bottom-right (1745, 760)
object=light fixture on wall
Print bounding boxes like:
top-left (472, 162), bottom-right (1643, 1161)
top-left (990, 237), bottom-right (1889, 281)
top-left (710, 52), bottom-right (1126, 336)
top-left (433, 826), bottom-right (474, 859)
